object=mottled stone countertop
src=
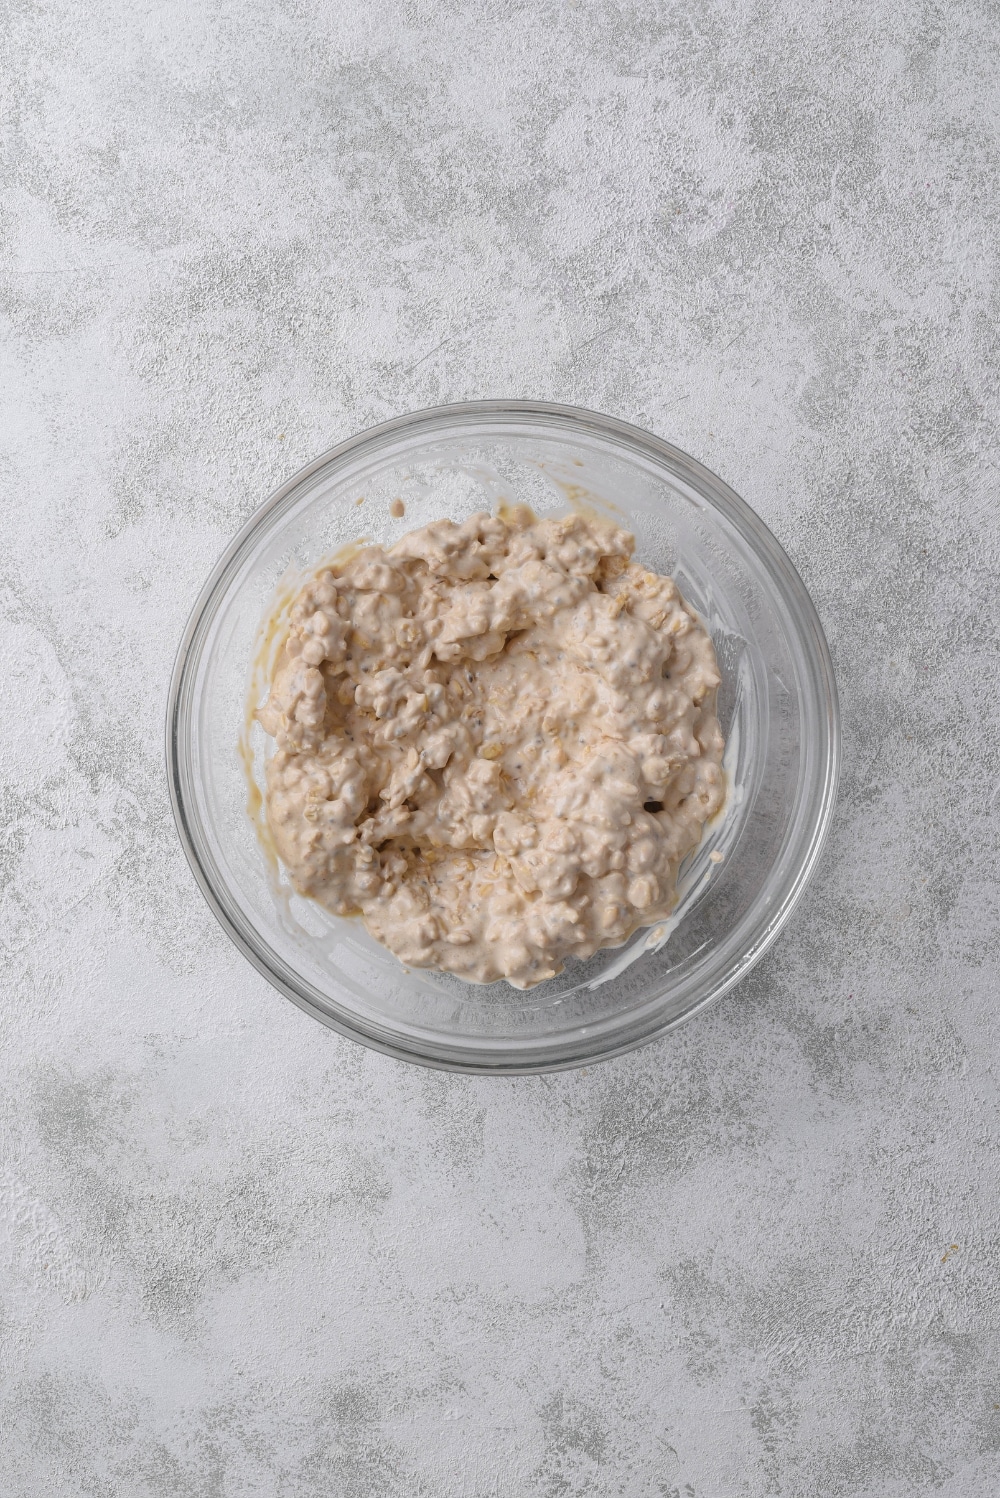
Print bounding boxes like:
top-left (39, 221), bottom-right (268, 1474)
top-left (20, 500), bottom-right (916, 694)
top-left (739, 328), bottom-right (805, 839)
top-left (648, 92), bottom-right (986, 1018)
top-left (2, 1), bottom-right (999, 1495)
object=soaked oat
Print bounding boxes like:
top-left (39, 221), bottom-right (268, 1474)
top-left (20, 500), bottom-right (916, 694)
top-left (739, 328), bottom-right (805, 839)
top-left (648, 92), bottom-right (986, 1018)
top-left (257, 509), bottom-right (725, 988)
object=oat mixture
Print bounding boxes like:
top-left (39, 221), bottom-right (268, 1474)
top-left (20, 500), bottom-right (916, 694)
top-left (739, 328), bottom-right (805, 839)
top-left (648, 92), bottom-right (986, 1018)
top-left (258, 509), bottom-right (725, 988)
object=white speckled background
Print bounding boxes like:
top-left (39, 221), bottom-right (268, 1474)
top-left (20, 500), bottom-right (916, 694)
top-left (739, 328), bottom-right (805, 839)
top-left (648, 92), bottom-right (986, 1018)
top-left (2, 0), bottom-right (999, 1494)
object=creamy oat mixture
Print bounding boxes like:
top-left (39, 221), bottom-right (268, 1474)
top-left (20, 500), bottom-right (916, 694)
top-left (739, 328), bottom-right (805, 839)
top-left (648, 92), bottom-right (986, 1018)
top-left (257, 509), bottom-right (725, 988)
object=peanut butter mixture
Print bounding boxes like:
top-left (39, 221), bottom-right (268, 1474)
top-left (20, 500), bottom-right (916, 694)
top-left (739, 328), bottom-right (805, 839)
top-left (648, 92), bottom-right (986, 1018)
top-left (257, 509), bottom-right (725, 988)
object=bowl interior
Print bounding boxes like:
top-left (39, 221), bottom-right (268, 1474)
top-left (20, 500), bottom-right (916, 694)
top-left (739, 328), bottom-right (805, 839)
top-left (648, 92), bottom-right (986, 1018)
top-left (171, 407), bottom-right (836, 1070)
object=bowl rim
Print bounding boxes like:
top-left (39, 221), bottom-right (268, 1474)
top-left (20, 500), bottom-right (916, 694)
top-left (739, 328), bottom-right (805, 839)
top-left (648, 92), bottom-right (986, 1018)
top-left (166, 398), bottom-right (841, 1074)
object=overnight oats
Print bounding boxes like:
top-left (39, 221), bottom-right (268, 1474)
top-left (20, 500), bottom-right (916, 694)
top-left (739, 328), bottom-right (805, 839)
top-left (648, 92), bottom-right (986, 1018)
top-left (256, 509), bottom-right (725, 988)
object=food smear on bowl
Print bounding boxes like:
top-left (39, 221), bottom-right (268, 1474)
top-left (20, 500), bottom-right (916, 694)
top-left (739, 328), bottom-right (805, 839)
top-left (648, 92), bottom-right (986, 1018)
top-left (255, 509), bottom-right (726, 989)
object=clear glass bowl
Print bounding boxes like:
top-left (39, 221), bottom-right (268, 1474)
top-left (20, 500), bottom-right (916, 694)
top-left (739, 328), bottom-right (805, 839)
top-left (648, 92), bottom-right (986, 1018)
top-left (167, 402), bottom-right (839, 1073)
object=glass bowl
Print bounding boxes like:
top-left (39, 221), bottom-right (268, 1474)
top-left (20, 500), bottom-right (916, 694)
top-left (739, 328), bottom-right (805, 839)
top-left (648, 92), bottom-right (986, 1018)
top-left (167, 401), bottom-right (839, 1074)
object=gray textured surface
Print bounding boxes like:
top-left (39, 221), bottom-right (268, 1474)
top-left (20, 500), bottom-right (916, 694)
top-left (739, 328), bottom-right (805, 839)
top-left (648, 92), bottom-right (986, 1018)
top-left (2, 0), bottom-right (999, 1494)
